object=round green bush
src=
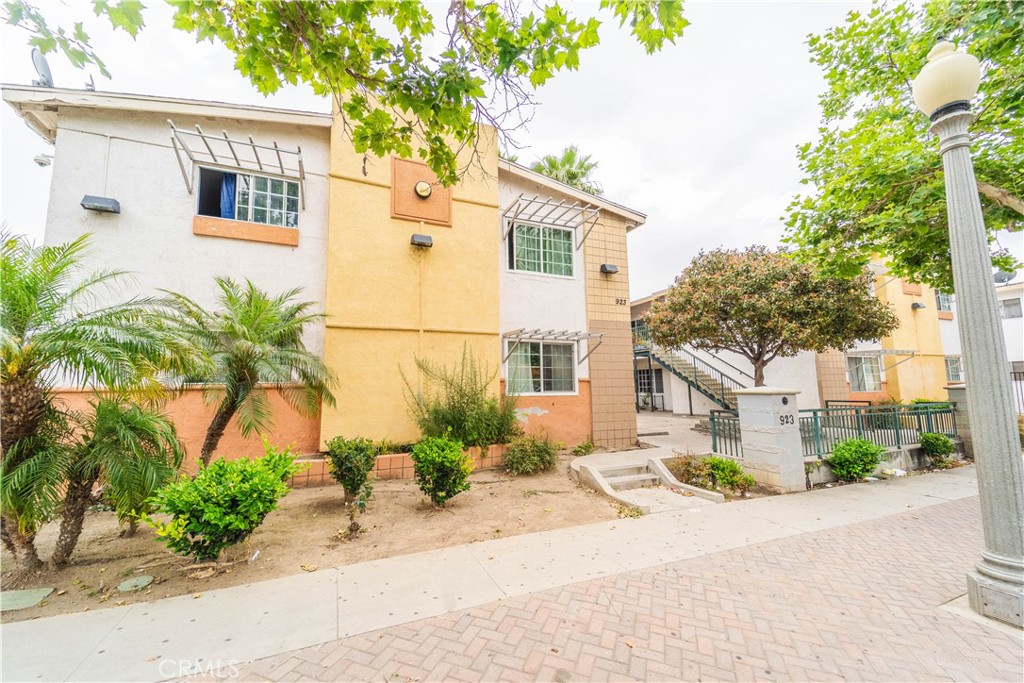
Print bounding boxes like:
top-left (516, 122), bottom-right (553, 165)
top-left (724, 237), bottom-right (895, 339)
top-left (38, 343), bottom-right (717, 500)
top-left (411, 435), bottom-right (473, 507)
top-left (705, 456), bottom-right (756, 494)
top-left (148, 446), bottom-right (300, 561)
top-left (505, 436), bottom-right (558, 475)
top-left (828, 438), bottom-right (885, 481)
top-left (919, 432), bottom-right (955, 465)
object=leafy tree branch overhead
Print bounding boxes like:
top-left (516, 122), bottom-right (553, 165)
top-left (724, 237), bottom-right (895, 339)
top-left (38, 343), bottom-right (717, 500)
top-left (3, 0), bottom-right (689, 186)
top-left (784, 0), bottom-right (1023, 292)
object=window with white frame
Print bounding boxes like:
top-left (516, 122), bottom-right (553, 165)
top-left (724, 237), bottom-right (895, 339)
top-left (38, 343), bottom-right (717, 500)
top-left (506, 341), bottom-right (575, 393)
top-left (507, 223), bottom-right (573, 277)
top-left (945, 356), bottom-right (963, 383)
top-left (935, 291), bottom-right (954, 312)
top-left (847, 355), bottom-right (883, 392)
top-left (636, 368), bottom-right (664, 395)
top-left (1000, 298), bottom-right (1023, 319)
top-left (197, 167), bottom-right (299, 228)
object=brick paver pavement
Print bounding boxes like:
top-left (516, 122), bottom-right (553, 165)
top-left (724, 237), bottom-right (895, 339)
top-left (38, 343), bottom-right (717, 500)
top-left (215, 497), bottom-right (1023, 682)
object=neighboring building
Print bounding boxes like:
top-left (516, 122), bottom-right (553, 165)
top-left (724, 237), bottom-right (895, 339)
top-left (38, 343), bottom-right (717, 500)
top-left (4, 84), bottom-right (643, 460)
top-left (995, 280), bottom-right (1024, 373)
top-left (816, 266), bottom-right (963, 405)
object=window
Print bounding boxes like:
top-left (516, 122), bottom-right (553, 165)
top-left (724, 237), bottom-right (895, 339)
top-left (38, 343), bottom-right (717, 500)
top-left (1000, 298), bottom-right (1023, 319)
top-left (507, 342), bottom-right (575, 393)
top-left (847, 356), bottom-right (882, 393)
top-left (636, 368), bottom-right (664, 395)
top-left (935, 291), bottom-right (954, 312)
top-left (508, 224), bottom-right (573, 276)
top-left (197, 168), bottom-right (299, 228)
top-left (945, 357), bottom-right (963, 383)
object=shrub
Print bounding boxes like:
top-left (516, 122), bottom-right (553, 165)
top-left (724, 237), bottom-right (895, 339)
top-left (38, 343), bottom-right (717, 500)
top-left (705, 456), bottom-right (756, 494)
top-left (324, 436), bottom-right (377, 534)
top-left (828, 438), bottom-right (885, 481)
top-left (1018, 415), bottom-right (1024, 448)
top-left (411, 435), bottom-right (474, 507)
top-left (666, 454), bottom-right (712, 490)
top-left (405, 345), bottom-right (521, 448)
top-left (571, 441), bottom-right (595, 457)
top-left (505, 435), bottom-right (558, 475)
top-left (919, 432), bottom-right (956, 465)
top-left (148, 445), bottom-right (300, 561)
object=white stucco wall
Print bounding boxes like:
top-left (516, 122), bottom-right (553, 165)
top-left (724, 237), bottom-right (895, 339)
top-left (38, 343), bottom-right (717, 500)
top-left (709, 349), bottom-right (823, 410)
top-left (938, 318), bottom-right (962, 357)
top-left (43, 107), bottom-right (330, 355)
top-left (498, 173), bottom-right (589, 382)
top-left (996, 283), bottom-right (1024, 364)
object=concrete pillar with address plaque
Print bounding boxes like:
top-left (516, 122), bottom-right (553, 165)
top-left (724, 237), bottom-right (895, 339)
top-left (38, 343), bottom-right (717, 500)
top-left (734, 387), bottom-right (805, 493)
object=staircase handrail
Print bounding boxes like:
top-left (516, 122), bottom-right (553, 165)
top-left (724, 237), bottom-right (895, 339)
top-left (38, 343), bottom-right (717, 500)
top-left (685, 346), bottom-right (755, 383)
top-left (655, 344), bottom-right (750, 397)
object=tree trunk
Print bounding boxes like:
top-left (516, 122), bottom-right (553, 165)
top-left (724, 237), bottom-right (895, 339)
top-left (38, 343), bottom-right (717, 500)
top-left (199, 400), bottom-right (238, 467)
top-left (51, 474), bottom-right (98, 567)
top-left (125, 519), bottom-right (138, 537)
top-left (0, 376), bottom-right (49, 458)
top-left (753, 361), bottom-right (766, 387)
top-left (1, 514), bottom-right (43, 571)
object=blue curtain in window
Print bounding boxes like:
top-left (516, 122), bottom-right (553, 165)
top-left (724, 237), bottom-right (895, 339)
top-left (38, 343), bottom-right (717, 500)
top-left (220, 172), bottom-right (237, 219)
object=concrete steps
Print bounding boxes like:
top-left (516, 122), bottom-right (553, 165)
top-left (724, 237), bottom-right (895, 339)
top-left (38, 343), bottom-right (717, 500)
top-left (573, 455), bottom-right (724, 513)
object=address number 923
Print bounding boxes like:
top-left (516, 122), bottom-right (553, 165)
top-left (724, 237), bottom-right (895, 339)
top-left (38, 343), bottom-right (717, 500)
top-left (779, 415), bottom-right (795, 425)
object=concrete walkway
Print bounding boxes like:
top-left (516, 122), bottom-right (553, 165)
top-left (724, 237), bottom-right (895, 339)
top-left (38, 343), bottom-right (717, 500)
top-left (2, 466), bottom-right (1019, 682)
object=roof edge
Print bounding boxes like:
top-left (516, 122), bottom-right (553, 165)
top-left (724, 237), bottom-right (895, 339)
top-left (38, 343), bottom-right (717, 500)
top-left (498, 158), bottom-right (646, 227)
top-left (2, 84), bottom-right (332, 144)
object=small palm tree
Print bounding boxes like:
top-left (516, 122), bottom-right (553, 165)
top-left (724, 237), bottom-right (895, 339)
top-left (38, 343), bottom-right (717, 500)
top-left (51, 397), bottom-right (184, 565)
top-left (161, 278), bottom-right (337, 466)
top-left (1, 231), bottom-right (184, 570)
top-left (530, 145), bottom-right (604, 195)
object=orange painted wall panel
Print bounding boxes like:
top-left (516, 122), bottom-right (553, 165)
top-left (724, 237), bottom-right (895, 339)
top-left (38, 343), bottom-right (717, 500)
top-left (53, 386), bottom-right (321, 474)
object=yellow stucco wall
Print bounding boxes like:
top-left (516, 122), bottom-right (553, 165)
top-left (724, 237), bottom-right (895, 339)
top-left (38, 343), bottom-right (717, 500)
top-left (873, 275), bottom-right (954, 402)
top-left (320, 122), bottom-right (501, 443)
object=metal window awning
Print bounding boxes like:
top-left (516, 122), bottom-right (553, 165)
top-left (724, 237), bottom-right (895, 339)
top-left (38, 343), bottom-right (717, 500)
top-left (847, 349), bottom-right (917, 370)
top-left (168, 119), bottom-right (306, 208)
top-left (501, 194), bottom-right (601, 250)
top-left (502, 328), bottom-right (604, 364)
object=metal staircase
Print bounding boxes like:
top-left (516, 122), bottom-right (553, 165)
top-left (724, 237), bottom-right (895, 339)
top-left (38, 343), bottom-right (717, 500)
top-left (633, 322), bottom-right (751, 410)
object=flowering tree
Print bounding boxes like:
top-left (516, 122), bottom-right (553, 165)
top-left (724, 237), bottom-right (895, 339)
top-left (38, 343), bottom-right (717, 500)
top-left (647, 246), bottom-right (900, 386)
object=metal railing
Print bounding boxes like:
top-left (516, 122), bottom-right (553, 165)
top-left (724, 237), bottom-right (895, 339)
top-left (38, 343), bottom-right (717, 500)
top-left (710, 409), bottom-right (743, 458)
top-left (798, 403), bottom-right (957, 459)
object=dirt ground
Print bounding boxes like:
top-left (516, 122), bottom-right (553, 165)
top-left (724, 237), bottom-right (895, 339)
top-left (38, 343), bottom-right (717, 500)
top-left (1, 454), bottom-right (620, 623)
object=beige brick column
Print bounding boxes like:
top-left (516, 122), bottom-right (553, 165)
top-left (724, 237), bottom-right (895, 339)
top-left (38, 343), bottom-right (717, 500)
top-left (584, 215), bottom-right (636, 447)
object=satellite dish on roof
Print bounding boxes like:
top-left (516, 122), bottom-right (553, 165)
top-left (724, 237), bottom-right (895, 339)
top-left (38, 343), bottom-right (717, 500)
top-left (994, 270), bottom-right (1016, 284)
top-left (31, 48), bottom-right (54, 88)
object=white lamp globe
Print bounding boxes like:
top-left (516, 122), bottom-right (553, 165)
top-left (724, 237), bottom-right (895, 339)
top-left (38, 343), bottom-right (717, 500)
top-left (912, 40), bottom-right (981, 118)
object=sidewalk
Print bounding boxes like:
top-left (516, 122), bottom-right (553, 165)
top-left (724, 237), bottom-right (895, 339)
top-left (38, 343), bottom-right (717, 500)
top-left (3, 466), bottom-right (1020, 682)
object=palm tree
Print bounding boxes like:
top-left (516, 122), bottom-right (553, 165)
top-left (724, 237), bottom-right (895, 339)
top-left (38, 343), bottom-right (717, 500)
top-left (530, 145), bottom-right (604, 195)
top-left (50, 398), bottom-right (184, 565)
top-left (161, 278), bottom-right (337, 466)
top-left (1, 231), bottom-right (185, 570)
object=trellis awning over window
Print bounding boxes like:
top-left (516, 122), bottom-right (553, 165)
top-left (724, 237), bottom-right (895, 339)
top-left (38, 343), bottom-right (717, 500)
top-left (168, 119), bottom-right (306, 208)
top-left (501, 194), bottom-right (601, 250)
top-left (502, 328), bottom-right (604, 364)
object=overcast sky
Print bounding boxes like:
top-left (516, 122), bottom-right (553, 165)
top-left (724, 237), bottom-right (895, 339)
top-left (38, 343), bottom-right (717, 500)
top-left (2, 1), bottom-right (1019, 297)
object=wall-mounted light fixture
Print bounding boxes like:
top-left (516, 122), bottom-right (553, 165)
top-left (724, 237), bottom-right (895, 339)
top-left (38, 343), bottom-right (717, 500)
top-left (413, 181), bottom-right (432, 199)
top-left (81, 195), bottom-right (121, 213)
top-left (911, 302), bottom-right (927, 310)
top-left (410, 234), bottom-right (433, 248)
top-left (600, 263), bottom-right (619, 274)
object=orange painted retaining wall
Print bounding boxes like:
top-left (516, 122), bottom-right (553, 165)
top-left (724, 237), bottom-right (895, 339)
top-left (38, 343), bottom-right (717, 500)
top-left (52, 385), bottom-right (322, 474)
top-left (288, 444), bottom-right (507, 488)
top-left (501, 379), bottom-right (592, 447)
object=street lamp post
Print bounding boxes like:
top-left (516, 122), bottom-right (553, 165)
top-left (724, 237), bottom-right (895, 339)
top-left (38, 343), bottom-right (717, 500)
top-left (912, 40), bottom-right (1024, 627)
